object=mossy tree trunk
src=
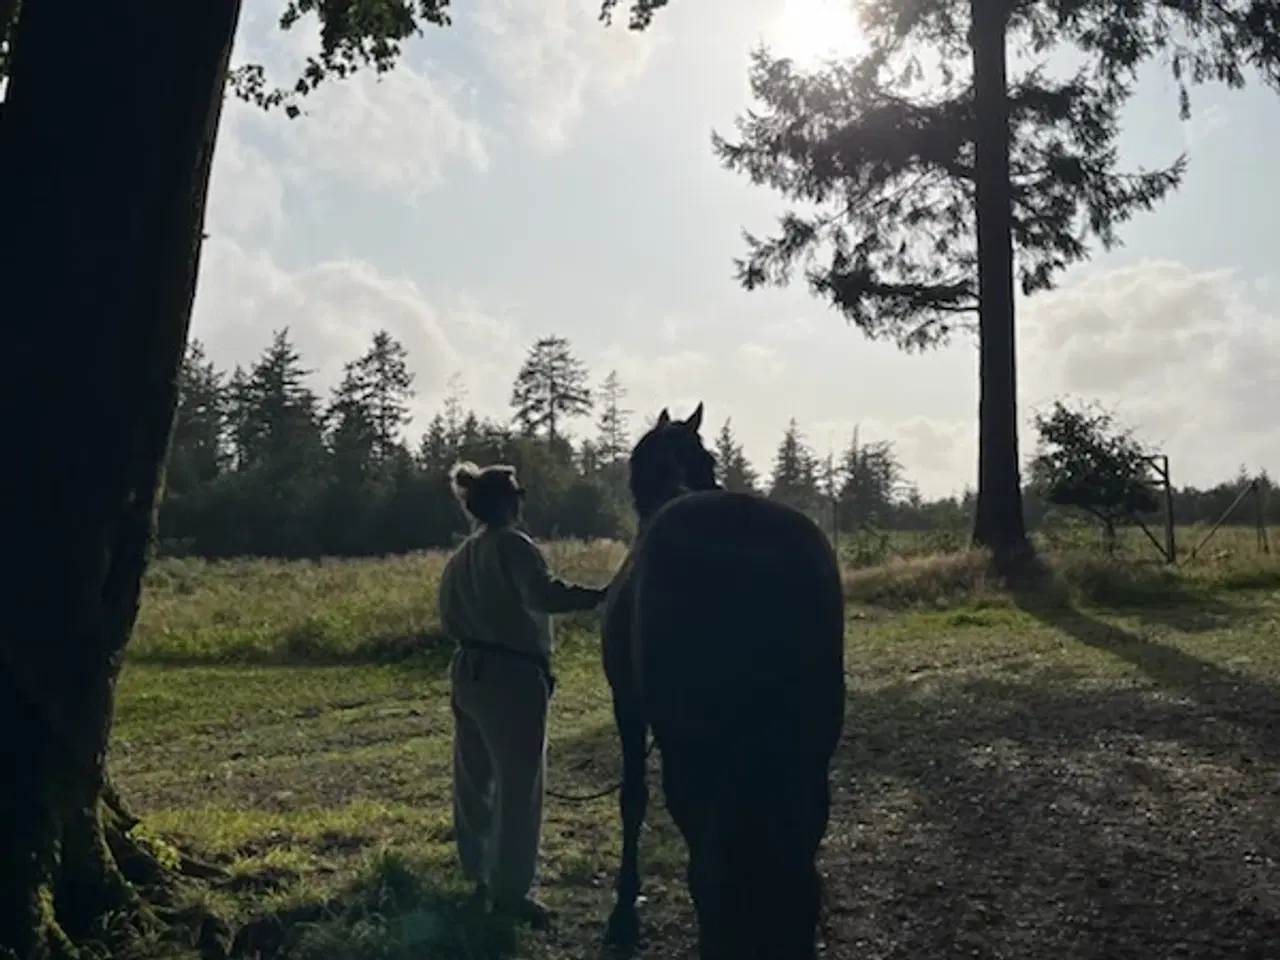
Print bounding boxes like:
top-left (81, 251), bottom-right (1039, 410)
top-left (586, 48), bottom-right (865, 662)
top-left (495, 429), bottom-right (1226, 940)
top-left (0, 0), bottom-right (242, 956)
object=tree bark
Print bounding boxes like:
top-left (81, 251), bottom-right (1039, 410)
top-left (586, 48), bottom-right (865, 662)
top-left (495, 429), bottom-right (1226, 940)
top-left (0, 0), bottom-right (242, 955)
top-left (969, 0), bottom-right (1030, 558)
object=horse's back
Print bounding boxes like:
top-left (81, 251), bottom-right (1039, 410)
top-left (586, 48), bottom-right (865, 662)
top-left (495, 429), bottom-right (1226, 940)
top-left (629, 490), bottom-right (845, 759)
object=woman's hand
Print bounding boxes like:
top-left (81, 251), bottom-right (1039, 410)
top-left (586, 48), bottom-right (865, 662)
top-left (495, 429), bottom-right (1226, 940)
top-left (579, 586), bottom-right (609, 612)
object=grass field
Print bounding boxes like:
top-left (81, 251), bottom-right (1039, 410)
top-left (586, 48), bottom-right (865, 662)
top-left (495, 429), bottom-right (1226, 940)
top-left (116, 525), bottom-right (1280, 959)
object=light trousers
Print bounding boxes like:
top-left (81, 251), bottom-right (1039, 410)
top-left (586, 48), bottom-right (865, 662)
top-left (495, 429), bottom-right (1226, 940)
top-left (449, 647), bottom-right (550, 904)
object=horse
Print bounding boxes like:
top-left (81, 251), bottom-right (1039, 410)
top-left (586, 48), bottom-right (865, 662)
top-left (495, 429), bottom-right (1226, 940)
top-left (601, 402), bottom-right (846, 959)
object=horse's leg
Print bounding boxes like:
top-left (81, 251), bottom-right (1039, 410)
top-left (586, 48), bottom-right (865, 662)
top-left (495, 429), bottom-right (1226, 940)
top-left (604, 694), bottom-right (648, 949)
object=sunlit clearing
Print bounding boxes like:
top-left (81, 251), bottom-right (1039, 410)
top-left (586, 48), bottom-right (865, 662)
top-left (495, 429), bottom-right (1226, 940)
top-left (767, 0), bottom-right (867, 68)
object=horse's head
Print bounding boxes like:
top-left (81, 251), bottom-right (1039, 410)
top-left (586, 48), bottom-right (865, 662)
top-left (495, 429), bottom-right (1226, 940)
top-left (627, 401), bottom-right (719, 520)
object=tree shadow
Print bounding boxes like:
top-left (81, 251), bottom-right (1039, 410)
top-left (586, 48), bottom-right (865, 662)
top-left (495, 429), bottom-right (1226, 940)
top-left (829, 661), bottom-right (1280, 959)
top-left (551, 627), bottom-right (1280, 958)
top-left (1010, 586), bottom-right (1280, 757)
top-left (1085, 588), bottom-right (1263, 636)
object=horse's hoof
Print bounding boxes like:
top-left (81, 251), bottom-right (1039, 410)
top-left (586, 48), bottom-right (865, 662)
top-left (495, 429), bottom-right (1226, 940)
top-left (604, 906), bottom-right (641, 950)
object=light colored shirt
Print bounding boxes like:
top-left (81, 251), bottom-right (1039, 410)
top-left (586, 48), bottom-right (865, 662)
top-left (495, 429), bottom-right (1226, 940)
top-left (438, 526), bottom-right (601, 658)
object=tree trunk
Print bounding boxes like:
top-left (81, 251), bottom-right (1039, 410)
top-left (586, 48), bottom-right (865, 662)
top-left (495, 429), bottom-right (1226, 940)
top-left (969, 0), bottom-right (1030, 558)
top-left (0, 0), bottom-right (242, 955)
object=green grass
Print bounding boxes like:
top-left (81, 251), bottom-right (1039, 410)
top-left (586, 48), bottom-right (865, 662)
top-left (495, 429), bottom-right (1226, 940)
top-left (115, 531), bottom-right (1280, 959)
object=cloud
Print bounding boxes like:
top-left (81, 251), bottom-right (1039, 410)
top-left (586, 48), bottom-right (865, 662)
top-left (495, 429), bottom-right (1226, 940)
top-left (269, 68), bottom-right (491, 197)
top-left (469, 0), bottom-right (660, 149)
top-left (226, 0), bottom-right (491, 203)
top-left (219, 0), bottom-right (660, 210)
top-left (808, 416), bottom-right (977, 500)
top-left (190, 238), bottom-right (522, 430)
top-left (206, 107), bottom-right (285, 242)
top-left (593, 343), bottom-right (712, 425)
top-left (783, 259), bottom-right (1280, 500)
top-left (760, 316), bottom-right (817, 342)
top-left (735, 342), bottom-right (786, 383)
top-left (798, 259), bottom-right (1280, 499)
top-left (1015, 258), bottom-right (1280, 489)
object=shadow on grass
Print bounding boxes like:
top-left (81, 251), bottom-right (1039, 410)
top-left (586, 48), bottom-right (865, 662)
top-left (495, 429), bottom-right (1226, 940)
top-left (229, 851), bottom-right (522, 960)
top-left (1011, 587), bottom-right (1280, 753)
top-left (834, 660), bottom-right (1280, 957)
top-left (546, 623), bottom-right (1280, 958)
top-left (1057, 559), bottom-right (1267, 635)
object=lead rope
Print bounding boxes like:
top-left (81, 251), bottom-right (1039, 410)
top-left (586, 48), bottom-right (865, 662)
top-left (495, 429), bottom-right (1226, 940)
top-left (545, 735), bottom-right (656, 803)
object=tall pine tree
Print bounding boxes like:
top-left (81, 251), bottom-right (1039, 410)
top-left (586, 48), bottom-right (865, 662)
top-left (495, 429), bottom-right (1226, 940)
top-left (167, 338), bottom-right (227, 496)
top-left (837, 429), bottom-right (903, 529)
top-left (768, 417), bottom-right (819, 514)
top-left (341, 330), bottom-right (415, 464)
top-left (509, 335), bottom-right (593, 448)
top-left (595, 369), bottom-right (632, 463)
top-left (714, 417), bottom-right (759, 493)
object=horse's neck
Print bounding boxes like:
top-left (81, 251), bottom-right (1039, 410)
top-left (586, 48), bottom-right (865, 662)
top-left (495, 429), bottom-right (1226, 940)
top-left (611, 500), bottom-right (664, 593)
top-left (632, 487), bottom-right (679, 533)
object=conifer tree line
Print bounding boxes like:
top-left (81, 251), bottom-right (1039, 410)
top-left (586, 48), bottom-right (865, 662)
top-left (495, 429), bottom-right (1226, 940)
top-left (162, 328), bottom-right (1279, 559)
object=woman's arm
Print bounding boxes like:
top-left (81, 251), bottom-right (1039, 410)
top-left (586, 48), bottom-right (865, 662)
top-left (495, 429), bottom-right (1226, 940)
top-left (498, 530), bottom-right (606, 614)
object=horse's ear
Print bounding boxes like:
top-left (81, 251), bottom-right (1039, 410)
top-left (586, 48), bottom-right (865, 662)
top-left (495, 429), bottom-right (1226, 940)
top-left (657, 408), bottom-right (671, 426)
top-left (685, 402), bottom-right (704, 433)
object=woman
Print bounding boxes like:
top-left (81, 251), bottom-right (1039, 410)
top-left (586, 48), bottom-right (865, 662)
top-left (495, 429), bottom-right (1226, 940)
top-left (439, 460), bottom-right (608, 928)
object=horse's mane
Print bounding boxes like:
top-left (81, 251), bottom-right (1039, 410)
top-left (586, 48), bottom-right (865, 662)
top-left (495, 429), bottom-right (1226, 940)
top-left (626, 422), bottom-right (681, 519)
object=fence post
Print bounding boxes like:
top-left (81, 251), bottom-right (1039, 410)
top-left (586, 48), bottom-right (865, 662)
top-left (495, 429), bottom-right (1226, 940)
top-left (1255, 479), bottom-right (1271, 555)
top-left (1161, 455), bottom-right (1176, 564)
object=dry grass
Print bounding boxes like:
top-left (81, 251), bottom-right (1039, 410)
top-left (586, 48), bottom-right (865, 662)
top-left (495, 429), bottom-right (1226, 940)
top-left (133, 526), bottom-right (1279, 665)
top-left (842, 540), bottom-right (1280, 612)
top-left (133, 540), bottom-right (628, 665)
top-left (115, 530), bottom-right (1280, 959)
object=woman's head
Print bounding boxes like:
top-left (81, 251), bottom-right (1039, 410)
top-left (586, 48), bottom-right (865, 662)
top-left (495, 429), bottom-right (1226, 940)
top-left (449, 461), bottom-right (526, 527)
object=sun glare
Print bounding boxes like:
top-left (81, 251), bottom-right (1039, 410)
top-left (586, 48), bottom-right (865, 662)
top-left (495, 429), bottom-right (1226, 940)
top-left (768, 0), bottom-right (867, 68)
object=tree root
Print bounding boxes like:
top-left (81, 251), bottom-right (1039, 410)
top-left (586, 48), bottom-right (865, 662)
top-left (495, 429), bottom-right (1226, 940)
top-left (104, 784), bottom-right (228, 887)
top-left (58, 797), bottom-right (158, 946)
top-left (1, 787), bottom-right (233, 960)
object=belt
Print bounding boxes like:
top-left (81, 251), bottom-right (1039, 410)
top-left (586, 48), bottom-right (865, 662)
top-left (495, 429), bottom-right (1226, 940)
top-left (456, 638), bottom-right (557, 696)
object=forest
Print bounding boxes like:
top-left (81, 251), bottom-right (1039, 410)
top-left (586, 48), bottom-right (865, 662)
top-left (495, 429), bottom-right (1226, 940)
top-left (161, 328), bottom-right (1276, 559)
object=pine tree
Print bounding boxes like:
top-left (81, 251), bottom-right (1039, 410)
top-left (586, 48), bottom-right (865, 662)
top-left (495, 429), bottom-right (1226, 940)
top-left (167, 338), bottom-right (227, 496)
top-left (578, 437), bottom-right (602, 477)
top-left (714, 417), bottom-right (759, 493)
top-left (338, 330), bottom-right (415, 463)
top-left (595, 370), bottom-right (632, 463)
top-left (418, 414), bottom-right (450, 471)
top-left (768, 418), bottom-right (818, 513)
top-left (326, 367), bottom-right (379, 482)
top-left (509, 335), bottom-right (593, 446)
top-left (225, 365), bottom-right (254, 472)
top-left (442, 371), bottom-right (467, 453)
top-left (681, 0), bottom-right (1276, 554)
top-left (459, 410), bottom-right (482, 454)
top-left (234, 329), bottom-right (326, 473)
top-left (219, 329), bottom-right (329, 555)
top-left (837, 429), bottom-right (903, 529)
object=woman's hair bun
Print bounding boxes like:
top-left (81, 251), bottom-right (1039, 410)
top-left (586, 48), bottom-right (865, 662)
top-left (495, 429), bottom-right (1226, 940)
top-left (449, 461), bottom-right (481, 495)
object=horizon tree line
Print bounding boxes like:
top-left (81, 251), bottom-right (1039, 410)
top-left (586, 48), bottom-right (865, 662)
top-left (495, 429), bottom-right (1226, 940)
top-left (161, 328), bottom-right (1280, 560)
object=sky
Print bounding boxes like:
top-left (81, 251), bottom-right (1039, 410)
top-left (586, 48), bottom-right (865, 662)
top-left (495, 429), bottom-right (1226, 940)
top-left (192, 0), bottom-right (1280, 500)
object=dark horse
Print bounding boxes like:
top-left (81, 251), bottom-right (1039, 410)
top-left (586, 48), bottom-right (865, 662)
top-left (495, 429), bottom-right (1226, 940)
top-left (601, 403), bottom-right (846, 959)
